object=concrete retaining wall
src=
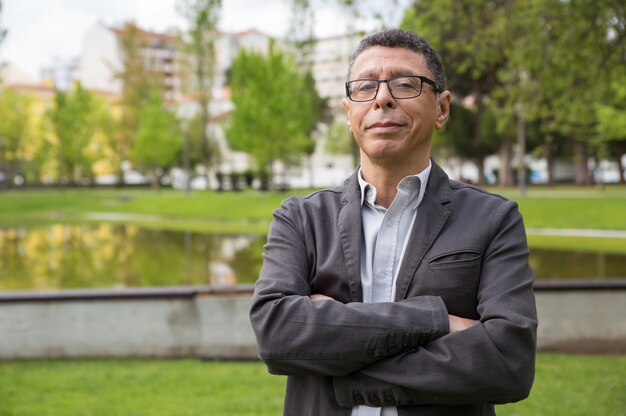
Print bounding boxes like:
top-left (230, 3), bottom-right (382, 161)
top-left (1, 281), bottom-right (625, 359)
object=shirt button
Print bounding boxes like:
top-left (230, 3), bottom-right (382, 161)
top-left (353, 393), bottom-right (365, 405)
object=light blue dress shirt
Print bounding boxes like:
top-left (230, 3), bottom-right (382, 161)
top-left (351, 161), bottom-right (431, 416)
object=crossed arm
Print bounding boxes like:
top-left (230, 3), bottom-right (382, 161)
top-left (250, 200), bottom-right (537, 406)
top-left (311, 293), bottom-right (477, 334)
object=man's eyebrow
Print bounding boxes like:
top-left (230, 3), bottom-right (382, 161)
top-left (351, 70), bottom-right (420, 79)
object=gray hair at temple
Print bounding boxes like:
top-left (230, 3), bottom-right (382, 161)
top-left (347, 28), bottom-right (446, 92)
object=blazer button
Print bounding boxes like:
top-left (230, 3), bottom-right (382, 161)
top-left (382, 390), bottom-right (397, 406)
top-left (353, 392), bottom-right (365, 405)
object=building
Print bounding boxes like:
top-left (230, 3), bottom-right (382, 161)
top-left (77, 22), bottom-right (181, 101)
top-left (72, 24), bottom-right (361, 188)
top-left (40, 57), bottom-right (80, 91)
top-left (309, 32), bottom-right (363, 114)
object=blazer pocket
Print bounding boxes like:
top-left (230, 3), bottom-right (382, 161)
top-left (427, 248), bottom-right (482, 268)
top-left (425, 248), bottom-right (482, 318)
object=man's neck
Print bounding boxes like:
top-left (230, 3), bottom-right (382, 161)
top-left (360, 156), bottom-right (430, 208)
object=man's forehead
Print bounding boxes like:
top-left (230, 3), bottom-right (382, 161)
top-left (350, 46), bottom-right (427, 78)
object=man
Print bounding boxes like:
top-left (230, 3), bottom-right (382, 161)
top-left (250, 29), bottom-right (537, 416)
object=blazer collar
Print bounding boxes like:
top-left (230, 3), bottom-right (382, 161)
top-left (338, 168), bottom-right (364, 302)
top-left (395, 159), bottom-right (452, 300)
top-left (338, 160), bottom-right (452, 302)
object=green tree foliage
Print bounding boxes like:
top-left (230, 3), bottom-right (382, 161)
top-left (46, 83), bottom-right (102, 184)
top-left (402, 0), bottom-right (513, 185)
top-left (0, 0), bottom-right (6, 62)
top-left (131, 86), bottom-right (184, 189)
top-left (0, 0), bottom-right (7, 74)
top-left (0, 88), bottom-right (33, 187)
top-left (177, 0), bottom-right (222, 182)
top-left (324, 120), bottom-right (359, 168)
top-left (597, 75), bottom-right (626, 183)
top-left (226, 44), bottom-right (317, 190)
top-left (402, 0), bottom-right (626, 185)
top-left (115, 21), bottom-right (154, 185)
top-left (502, 0), bottom-right (626, 185)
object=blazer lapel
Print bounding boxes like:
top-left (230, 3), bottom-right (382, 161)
top-left (395, 161), bottom-right (451, 301)
top-left (338, 172), bottom-right (363, 302)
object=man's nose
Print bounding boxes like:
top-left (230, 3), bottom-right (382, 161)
top-left (374, 82), bottom-right (395, 109)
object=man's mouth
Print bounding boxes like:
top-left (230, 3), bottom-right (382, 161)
top-left (367, 121), bottom-right (404, 131)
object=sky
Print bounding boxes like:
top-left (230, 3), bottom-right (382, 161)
top-left (1, 0), bottom-right (407, 81)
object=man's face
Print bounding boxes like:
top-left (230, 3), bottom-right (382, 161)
top-left (343, 46), bottom-right (450, 168)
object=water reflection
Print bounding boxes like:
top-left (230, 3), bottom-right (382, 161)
top-left (529, 248), bottom-right (626, 280)
top-left (1, 224), bottom-right (625, 291)
top-left (0, 224), bottom-right (265, 291)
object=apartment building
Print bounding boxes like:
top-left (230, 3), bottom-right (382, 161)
top-left (309, 32), bottom-right (362, 114)
top-left (74, 23), bottom-right (361, 187)
top-left (77, 22), bottom-right (180, 101)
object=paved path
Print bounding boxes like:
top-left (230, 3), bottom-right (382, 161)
top-left (526, 228), bottom-right (626, 239)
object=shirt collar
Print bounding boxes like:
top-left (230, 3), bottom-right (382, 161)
top-left (358, 160), bottom-right (432, 210)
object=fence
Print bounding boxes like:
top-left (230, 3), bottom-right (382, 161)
top-left (1, 281), bottom-right (625, 359)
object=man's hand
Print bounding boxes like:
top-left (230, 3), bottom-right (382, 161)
top-left (310, 294), bottom-right (334, 301)
top-left (448, 315), bottom-right (477, 333)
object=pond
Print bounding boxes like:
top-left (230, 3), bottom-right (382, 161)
top-left (1, 224), bottom-right (625, 291)
top-left (0, 224), bottom-right (265, 291)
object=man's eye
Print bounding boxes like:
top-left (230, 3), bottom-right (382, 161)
top-left (358, 82), bottom-right (377, 91)
top-left (394, 81), bottom-right (419, 90)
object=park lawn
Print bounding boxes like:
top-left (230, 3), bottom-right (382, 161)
top-left (0, 353), bottom-right (624, 416)
top-left (1, 187), bottom-right (626, 252)
top-left (1, 186), bottom-right (626, 229)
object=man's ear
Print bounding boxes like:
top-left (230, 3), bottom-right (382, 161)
top-left (435, 90), bottom-right (451, 130)
top-left (342, 98), bottom-right (352, 129)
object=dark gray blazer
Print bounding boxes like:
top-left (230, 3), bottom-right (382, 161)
top-left (250, 161), bottom-right (537, 416)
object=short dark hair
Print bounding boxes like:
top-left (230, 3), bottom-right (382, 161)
top-left (348, 28), bottom-right (446, 91)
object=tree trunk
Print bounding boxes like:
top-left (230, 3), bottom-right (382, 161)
top-left (308, 153), bottom-right (315, 189)
top-left (545, 143), bottom-right (556, 186)
top-left (615, 144), bottom-right (626, 184)
top-left (498, 139), bottom-right (514, 186)
top-left (573, 140), bottom-right (593, 185)
top-left (474, 157), bottom-right (485, 186)
top-left (151, 168), bottom-right (161, 191)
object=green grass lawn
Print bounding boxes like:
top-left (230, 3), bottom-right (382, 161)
top-left (0, 354), bottom-right (624, 416)
top-left (1, 186), bottom-right (625, 229)
top-left (2, 186), bottom-right (626, 252)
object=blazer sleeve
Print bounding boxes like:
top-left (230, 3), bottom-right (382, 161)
top-left (250, 198), bottom-right (450, 377)
top-left (333, 200), bottom-right (538, 406)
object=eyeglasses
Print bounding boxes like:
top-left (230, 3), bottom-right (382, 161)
top-left (345, 75), bottom-right (441, 102)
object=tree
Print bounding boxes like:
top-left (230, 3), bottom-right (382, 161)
top-left (402, 0), bottom-right (514, 185)
top-left (131, 86), bottom-right (184, 189)
top-left (324, 119), bottom-right (359, 168)
top-left (438, 102), bottom-right (500, 184)
top-left (336, 0), bottom-right (408, 32)
top-left (0, 88), bottom-right (34, 187)
top-left (46, 83), bottom-right (102, 184)
top-left (0, 0), bottom-right (7, 83)
top-left (287, 1), bottom-right (328, 188)
top-left (288, 0), bottom-right (316, 68)
top-left (226, 44), bottom-right (318, 190)
top-left (597, 75), bottom-right (626, 183)
top-left (503, 0), bottom-right (626, 185)
top-left (177, 0), bottom-right (222, 187)
top-left (115, 21), bottom-right (154, 185)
